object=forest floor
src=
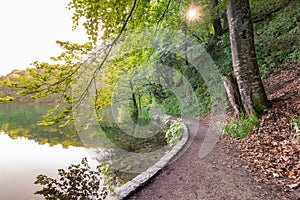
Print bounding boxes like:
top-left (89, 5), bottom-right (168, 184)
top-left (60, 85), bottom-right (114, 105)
top-left (127, 66), bottom-right (300, 200)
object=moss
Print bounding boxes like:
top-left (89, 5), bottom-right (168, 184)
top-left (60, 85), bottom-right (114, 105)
top-left (253, 95), bottom-right (270, 115)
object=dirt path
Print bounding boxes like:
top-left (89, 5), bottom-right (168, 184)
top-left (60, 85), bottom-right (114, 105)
top-left (127, 117), bottom-right (283, 200)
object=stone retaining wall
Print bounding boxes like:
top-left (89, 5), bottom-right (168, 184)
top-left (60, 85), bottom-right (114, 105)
top-left (109, 123), bottom-right (189, 199)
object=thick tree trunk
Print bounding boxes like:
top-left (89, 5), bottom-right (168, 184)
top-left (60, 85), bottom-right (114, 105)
top-left (222, 74), bottom-right (242, 117)
top-left (227, 0), bottom-right (270, 116)
top-left (210, 0), bottom-right (223, 37)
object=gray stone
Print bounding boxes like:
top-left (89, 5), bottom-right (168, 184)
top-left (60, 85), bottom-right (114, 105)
top-left (154, 159), bottom-right (168, 168)
top-left (160, 151), bottom-right (175, 161)
top-left (117, 181), bottom-right (140, 198)
top-left (110, 122), bottom-right (190, 199)
top-left (146, 165), bottom-right (161, 177)
top-left (132, 172), bottom-right (153, 185)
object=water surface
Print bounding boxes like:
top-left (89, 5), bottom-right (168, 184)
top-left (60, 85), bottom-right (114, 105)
top-left (0, 104), bottom-right (98, 200)
top-left (0, 104), bottom-right (171, 199)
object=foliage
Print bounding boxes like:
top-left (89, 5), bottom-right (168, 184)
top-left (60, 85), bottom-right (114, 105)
top-left (0, 104), bottom-right (82, 148)
top-left (67, 0), bottom-right (183, 43)
top-left (250, 0), bottom-right (285, 20)
top-left (253, 0), bottom-right (300, 78)
top-left (223, 114), bottom-right (259, 138)
top-left (0, 96), bottom-right (14, 102)
top-left (0, 70), bottom-right (61, 104)
top-left (2, 0), bottom-right (298, 125)
top-left (210, 0), bottom-right (300, 79)
top-left (291, 117), bottom-right (300, 134)
top-left (165, 118), bottom-right (185, 144)
top-left (2, 0), bottom-right (211, 123)
top-left (2, 0), bottom-right (214, 123)
top-left (34, 157), bottom-right (119, 200)
top-left (209, 33), bottom-right (232, 75)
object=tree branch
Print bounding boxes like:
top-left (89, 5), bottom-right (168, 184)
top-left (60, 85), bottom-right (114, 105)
top-left (156, 0), bottom-right (172, 28)
top-left (73, 0), bottom-right (138, 108)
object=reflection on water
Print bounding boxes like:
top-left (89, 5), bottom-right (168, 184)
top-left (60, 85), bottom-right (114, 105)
top-left (80, 106), bottom-right (173, 174)
top-left (0, 104), bottom-right (171, 199)
top-left (0, 104), bottom-right (82, 148)
top-left (0, 104), bottom-right (98, 200)
top-left (0, 132), bottom-right (97, 200)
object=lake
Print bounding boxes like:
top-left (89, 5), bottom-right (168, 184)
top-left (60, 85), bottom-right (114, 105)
top-left (0, 104), bottom-right (171, 199)
top-left (0, 104), bottom-right (100, 200)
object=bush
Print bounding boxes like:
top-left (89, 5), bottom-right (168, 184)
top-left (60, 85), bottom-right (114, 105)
top-left (291, 117), bottom-right (300, 134)
top-left (164, 118), bottom-right (185, 145)
top-left (34, 158), bottom-right (119, 200)
top-left (151, 114), bottom-right (185, 145)
top-left (223, 114), bottom-right (259, 138)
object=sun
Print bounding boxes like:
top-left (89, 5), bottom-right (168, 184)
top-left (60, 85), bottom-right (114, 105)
top-left (188, 8), bottom-right (197, 20)
top-left (185, 5), bottom-right (201, 22)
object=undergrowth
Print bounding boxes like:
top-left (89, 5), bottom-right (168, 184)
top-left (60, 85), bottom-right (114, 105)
top-left (291, 117), bottom-right (300, 134)
top-left (211, 0), bottom-right (300, 78)
top-left (223, 114), bottom-right (259, 139)
top-left (254, 0), bottom-right (300, 78)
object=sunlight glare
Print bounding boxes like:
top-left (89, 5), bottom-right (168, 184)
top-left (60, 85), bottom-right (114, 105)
top-left (188, 9), bottom-right (197, 20)
top-left (186, 5), bottom-right (201, 22)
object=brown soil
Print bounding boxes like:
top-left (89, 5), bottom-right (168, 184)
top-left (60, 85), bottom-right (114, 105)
top-left (127, 66), bottom-right (299, 200)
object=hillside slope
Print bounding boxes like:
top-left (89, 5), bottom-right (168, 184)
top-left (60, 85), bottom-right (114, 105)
top-left (224, 0), bottom-right (300, 198)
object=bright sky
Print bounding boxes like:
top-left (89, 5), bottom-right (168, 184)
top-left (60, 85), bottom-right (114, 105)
top-left (0, 0), bottom-right (87, 76)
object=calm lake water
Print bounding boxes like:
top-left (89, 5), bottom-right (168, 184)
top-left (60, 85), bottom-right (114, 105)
top-left (0, 104), bottom-right (171, 199)
top-left (0, 104), bottom-right (99, 200)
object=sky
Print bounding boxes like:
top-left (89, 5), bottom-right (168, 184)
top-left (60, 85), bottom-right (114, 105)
top-left (0, 0), bottom-right (87, 76)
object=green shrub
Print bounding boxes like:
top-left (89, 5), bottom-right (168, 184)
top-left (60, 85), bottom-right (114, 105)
top-left (291, 117), bottom-right (300, 134)
top-left (165, 118), bottom-right (185, 144)
top-left (223, 114), bottom-right (259, 138)
top-left (151, 114), bottom-right (185, 145)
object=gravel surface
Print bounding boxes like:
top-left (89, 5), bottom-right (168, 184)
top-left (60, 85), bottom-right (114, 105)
top-left (127, 117), bottom-right (284, 200)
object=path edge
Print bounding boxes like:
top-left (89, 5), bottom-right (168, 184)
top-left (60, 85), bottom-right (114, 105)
top-left (108, 123), bottom-right (189, 200)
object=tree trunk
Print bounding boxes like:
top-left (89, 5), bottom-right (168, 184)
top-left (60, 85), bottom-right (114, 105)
top-left (129, 80), bottom-right (139, 123)
top-left (210, 0), bottom-right (223, 37)
top-left (222, 74), bottom-right (242, 117)
top-left (227, 0), bottom-right (270, 116)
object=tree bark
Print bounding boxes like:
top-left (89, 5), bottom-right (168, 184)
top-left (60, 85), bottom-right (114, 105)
top-left (227, 0), bottom-right (270, 116)
top-left (222, 74), bottom-right (242, 117)
top-left (129, 80), bottom-right (139, 123)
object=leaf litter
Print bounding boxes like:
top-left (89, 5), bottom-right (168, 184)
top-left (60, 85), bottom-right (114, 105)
top-left (223, 66), bottom-right (300, 199)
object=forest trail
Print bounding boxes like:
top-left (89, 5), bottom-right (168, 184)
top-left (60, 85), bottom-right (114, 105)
top-left (127, 66), bottom-right (299, 200)
top-left (127, 117), bottom-right (282, 200)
